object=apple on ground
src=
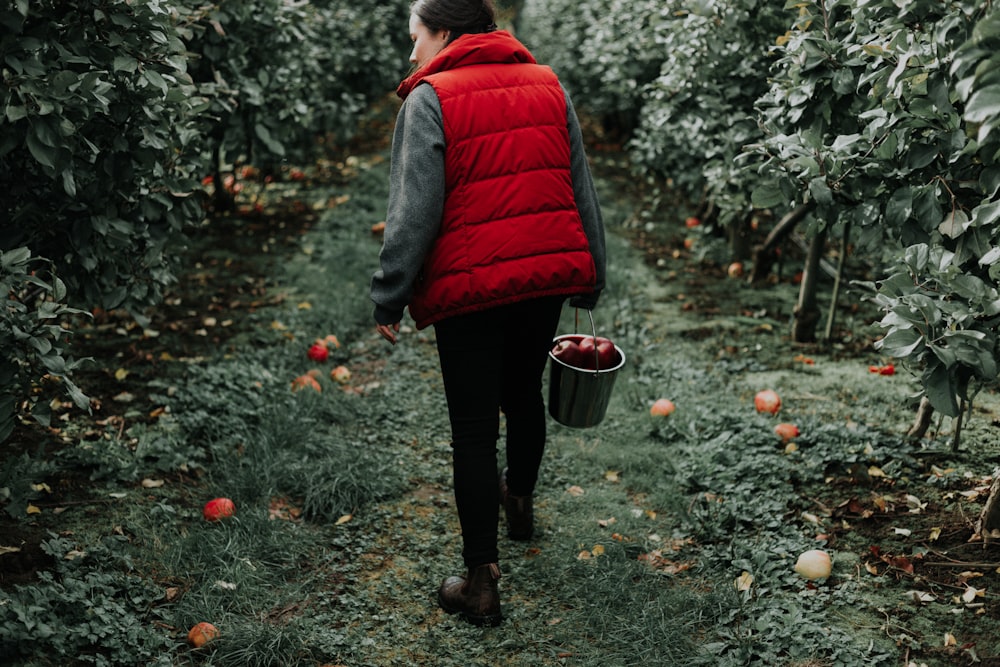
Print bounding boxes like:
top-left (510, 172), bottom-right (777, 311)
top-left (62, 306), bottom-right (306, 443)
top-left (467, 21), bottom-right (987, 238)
top-left (291, 374), bottom-right (322, 392)
top-left (650, 398), bottom-right (675, 417)
top-left (307, 343), bottom-right (329, 362)
top-left (187, 622), bottom-right (219, 648)
top-left (774, 422), bottom-right (799, 442)
top-left (203, 497), bottom-right (235, 521)
top-left (794, 549), bottom-right (832, 580)
top-left (754, 389), bottom-right (782, 415)
top-left (331, 365), bottom-right (351, 384)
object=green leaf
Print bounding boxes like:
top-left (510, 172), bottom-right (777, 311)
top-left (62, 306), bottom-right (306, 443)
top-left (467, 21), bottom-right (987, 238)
top-left (923, 362), bottom-right (959, 417)
top-left (876, 327), bottom-right (924, 357)
top-left (25, 130), bottom-right (55, 169)
top-left (938, 210), bottom-right (970, 239)
top-left (885, 187), bottom-right (913, 227)
top-left (808, 177), bottom-right (833, 206)
top-left (751, 181), bottom-right (786, 209)
top-left (965, 83), bottom-right (1000, 124)
top-left (1, 247), bottom-right (31, 270)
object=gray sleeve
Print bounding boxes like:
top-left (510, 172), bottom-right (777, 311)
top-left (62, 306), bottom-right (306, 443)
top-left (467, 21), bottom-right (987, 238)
top-left (564, 87), bottom-right (607, 293)
top-left (370, 84), bottom-right (446, 325)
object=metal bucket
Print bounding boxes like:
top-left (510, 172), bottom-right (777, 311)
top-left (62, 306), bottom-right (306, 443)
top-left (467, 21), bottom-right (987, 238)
top-left (547, 311), bottom-right (625, 428)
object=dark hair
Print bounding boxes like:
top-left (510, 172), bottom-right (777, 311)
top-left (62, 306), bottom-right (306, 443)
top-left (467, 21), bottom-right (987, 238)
top-left (411, 0), bottom-right (497, 45)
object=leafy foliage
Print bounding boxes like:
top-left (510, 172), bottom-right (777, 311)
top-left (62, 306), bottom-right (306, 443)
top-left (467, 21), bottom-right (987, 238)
top-left (630, 0), bottom-right (789, 228)
top-left (1, 0), bottom-right (409, 441)
top-left (0, 248), bottom-right (90, 439)
top-left (1, 0), bottom-right (205, 312)
top-left (0, 535), bottom-right (174, 665)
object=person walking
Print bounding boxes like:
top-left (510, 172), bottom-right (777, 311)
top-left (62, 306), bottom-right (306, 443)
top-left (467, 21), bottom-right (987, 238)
top-left (370, 0), bottom-right (606, 627)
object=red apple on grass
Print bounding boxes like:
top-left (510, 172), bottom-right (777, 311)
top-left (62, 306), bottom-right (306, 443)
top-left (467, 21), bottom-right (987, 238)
top-left (307, 343), bottom-right (329, 362)
top-left (187, 622), bottom-right (219, 647)
top-left (754, 389), bottom-right (782, 415)
top-left (774, 422), bottom-right (799, 442)
top-left (203, 497), bottom-right (235, 521)
top-left (650, 398), bottom-right (676, 417)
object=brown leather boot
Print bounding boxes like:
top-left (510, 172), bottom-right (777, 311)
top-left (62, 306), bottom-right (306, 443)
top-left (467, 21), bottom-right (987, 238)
top-left (499, 468), bottom-right (534, 540)
top-left (438, 562), bottom-right (503, 627)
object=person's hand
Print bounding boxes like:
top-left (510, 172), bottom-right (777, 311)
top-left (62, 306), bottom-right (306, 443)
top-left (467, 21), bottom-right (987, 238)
top-left (569, 290), bottom-right (601, 310)
top-left (376, 322), bottom-right (401, 345)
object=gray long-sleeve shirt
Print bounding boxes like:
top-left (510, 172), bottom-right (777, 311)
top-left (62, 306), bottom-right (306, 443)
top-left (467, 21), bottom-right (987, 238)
top-left (370, 81), bottom-right (607, 326)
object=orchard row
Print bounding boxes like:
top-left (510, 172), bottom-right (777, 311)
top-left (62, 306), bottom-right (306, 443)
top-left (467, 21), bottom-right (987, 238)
top-left (521, 0), bottom-right (999, 442)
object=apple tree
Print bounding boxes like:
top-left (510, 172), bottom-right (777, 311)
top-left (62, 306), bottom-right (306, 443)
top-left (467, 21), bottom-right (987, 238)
top-left (1, 0), bottom-right (206, 437)
top-left (748, 0), bottom-right (990, 345)
top-left (520, 0), bottom-right (670, 138)
top-left (183, 0), bottom-right (408, 210)
top-left (870, 6), bottom-right (1000, 448)
top-left (629, 0), bottom-right (789, 260)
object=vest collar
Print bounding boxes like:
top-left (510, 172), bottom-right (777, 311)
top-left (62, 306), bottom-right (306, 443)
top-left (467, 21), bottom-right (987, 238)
top-left (396, 30), bottom-right (536, 99)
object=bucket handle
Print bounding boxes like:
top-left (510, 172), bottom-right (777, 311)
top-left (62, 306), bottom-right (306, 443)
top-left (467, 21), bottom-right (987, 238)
top-left (573, 308), bottom-right (601, 375)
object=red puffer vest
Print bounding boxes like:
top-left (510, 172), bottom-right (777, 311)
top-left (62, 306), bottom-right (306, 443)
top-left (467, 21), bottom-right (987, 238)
top-left (397, 31), bottom-right (596, 329)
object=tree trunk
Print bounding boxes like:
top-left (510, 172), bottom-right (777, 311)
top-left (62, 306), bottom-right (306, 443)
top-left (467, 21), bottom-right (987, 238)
top-left (729, 211), bottom-right (753, 262)
top-left (907, 396), bottom-right (934, 439)
top-left (792, 229), bottom-right (827, 343)
top-left (749, 202), bottom-right (813, 285)
top-left (823, 220), bottom-right (851, 341)
top-left (976, 471), bottom-right (1000, 544)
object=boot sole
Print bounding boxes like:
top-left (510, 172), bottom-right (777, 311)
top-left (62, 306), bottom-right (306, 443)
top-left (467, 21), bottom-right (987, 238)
top-left (438, 593), bottom-right (503, 627)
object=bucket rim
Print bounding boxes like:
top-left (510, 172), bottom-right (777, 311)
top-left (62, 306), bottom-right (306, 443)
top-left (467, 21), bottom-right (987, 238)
top-left (549, 333), bottom-right (626, 375)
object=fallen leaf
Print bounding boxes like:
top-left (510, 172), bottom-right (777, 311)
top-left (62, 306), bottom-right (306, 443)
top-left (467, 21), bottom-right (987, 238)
top-left (0, 546), bottom-right (22, 556)
top-left (905, 494), bottom-right (926, 513)
top-left (801, 512), bottom-right (823, 526)
top-left (31, 483), bottom-right (51, 493)
top-left (929, 527), bottom-right (941, 542)
top-left (566, 485), bottom-right (585, 497)
top-left (868, 466), bottom-right (886, 478)
top-left (963, 586), bottom-right (984, 604)
top-left (591, 544), bottom-right (605, 556)
top-left (335, 514), bottom-right (352, 526)
top-left (893, 527), bottom-right (912, 537)
top-left (597, 517), bottom-right (616, 528)
top-left (604, 470), bottom-right (620, 483)
top-left (213, 580), bottom-right (237, 591)
top-left (577, 550), bottom-right (592, 560)
top-left (115, 368), bottom-right (129, 380)
top-left (26, 504), bottom-right (41, 515)
top-left (165, 587), bottom-right (180, 601)
top-left (865, 562), bottom-right (879, 575)
top-left (64, 550), bottom-right (86, 560)
top-left (908, 590), bottom-right (935, 603)
top-left (141, 478), bottom-right (165, 489)
top-left (735, 571), bottom-right (754, 591)
top-left (944, 632), bottom-right (957, 647)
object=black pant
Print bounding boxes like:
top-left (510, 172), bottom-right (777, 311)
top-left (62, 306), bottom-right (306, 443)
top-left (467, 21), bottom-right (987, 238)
top-left (433, 295), bottom-right (565, 568)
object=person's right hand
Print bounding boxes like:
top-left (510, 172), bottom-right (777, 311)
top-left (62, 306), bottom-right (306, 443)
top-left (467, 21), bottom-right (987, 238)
top-left (376, 322), bottom-right (400, 345)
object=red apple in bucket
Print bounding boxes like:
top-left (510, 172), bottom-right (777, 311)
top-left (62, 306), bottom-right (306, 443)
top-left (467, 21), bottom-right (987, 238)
top-left (595, 337), bottom-right (619, 369)
top-left (552, 337), bottom-right (586, 368)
